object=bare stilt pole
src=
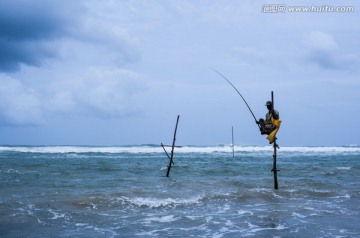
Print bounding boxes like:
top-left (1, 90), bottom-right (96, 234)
top-left (161, 143), bottom-right (174, 165)
top-left (271, 91), bottom-right (279, 189)
top-left (166, 115), bottom-right (180, 177)
top-left (231, 126), bottom-right (235, 158)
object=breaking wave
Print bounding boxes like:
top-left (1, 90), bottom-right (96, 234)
top-left (0, 145), bottom-right (359, 155)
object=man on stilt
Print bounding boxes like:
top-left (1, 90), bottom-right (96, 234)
top-left (257, 92), bottom-right (282, 189)
top-left (256, 100), bottom-right (281, 144)
top-left (257, 101), bottom-right (279, 135)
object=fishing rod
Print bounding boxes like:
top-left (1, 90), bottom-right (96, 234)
top-left (211, 68), bottom-right (260, 129)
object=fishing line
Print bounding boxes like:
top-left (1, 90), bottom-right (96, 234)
top-left (211, 68), bottom-right (260, 129)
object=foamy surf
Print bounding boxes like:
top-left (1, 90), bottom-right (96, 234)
top-left (1, 145), bottom-right (359, 155)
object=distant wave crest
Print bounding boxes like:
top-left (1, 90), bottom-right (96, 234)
top-left (0, 145), bottom-right (359, 155)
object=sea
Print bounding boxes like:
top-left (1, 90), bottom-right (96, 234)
top-left (1, 145), bottom-right (360, 238)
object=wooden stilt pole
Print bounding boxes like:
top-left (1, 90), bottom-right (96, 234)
top-left (231, 126), bottom-right (235, 158)
top-left (161, 143), bottom-right (175, 165)
top-left (271, 91), bottom-right (279, 189)
top-left (272, 138), bottom-right (279, 189)
top-left (166, 115), bottom-right (180, 177)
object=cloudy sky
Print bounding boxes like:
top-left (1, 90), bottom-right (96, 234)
top-left (0, 0), bottom-right (359, 146)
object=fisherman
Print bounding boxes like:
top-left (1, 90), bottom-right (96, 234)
top-left (256, 101), bottom-right (279, 135)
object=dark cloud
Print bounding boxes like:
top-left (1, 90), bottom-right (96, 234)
top-left (0, 0), bottom-right (83, 72)
top-left (307, 50), bottom-right (360, 71)
top-left (307, 50), bottom-right (340, 69)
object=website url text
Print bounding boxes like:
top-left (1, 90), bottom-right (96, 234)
top-left (262, 4), bottom-right (355, 13)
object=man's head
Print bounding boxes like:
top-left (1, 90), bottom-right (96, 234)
top-left (266, 101), bottom-right (272, 110)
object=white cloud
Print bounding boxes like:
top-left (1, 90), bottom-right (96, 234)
top-left (67, 67), bottom-right (146, 117)
top-left (304, 31), bottom-right (338, 52)
top-left (45, 67), bottom-right (147, 117)
top-left (0, 74), bottom-right (44, 126)
top-left (0, 67), bottom-right (147, 127)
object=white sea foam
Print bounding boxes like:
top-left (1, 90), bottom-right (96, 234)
top-left (248, 223), bottom-right (287, 233)
top-left (48, 209), bottom-right (66, 220)
top-left (331, 194), bottom-right (351, 199)
top-left (143, 215), bottom-right (179, 223)
top-left (292, 212), bottom-right (306, 219)
top-left (75, 223), bottom-right (88, 227)
top-left (120, 196), bottom-right (201, 208)
top-left (0, 146), bottom-right (163, 154)
top-left (224, 220), bottom-right (234, 226)
top-left (237, 210), bottom-right (254, 216)
top-left (336, 167), bottom-right (351, 170)
top-left (0, 145), bottom-right (359, 155)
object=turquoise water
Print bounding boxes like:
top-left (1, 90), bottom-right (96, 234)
top-left (1, 145), bottom-right (360, 237)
